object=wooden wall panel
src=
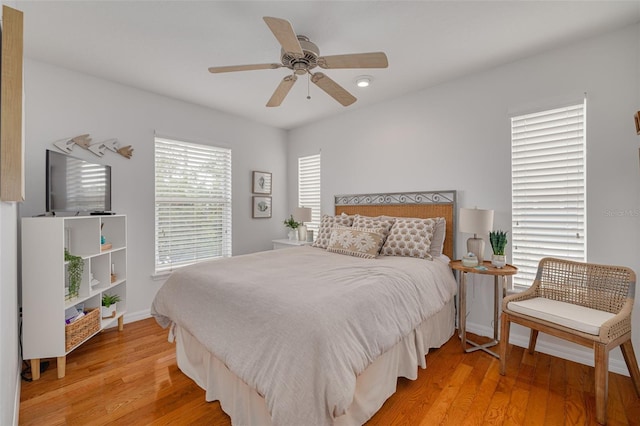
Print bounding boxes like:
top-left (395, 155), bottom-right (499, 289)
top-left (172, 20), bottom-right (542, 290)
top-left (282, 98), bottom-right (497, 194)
top-left (0, 5), bottom-right (24, 202)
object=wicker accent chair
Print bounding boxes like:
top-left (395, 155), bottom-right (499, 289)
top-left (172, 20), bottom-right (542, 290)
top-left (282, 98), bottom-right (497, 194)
top-left (499, 257), bottom-right (640, 424)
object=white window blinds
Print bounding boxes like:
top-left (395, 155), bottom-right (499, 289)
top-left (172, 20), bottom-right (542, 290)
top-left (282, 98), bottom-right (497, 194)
top-left (511, 101), bottom-right (586, 287)
top-left (155, 137), bottom-right (232, 273)
top-left (298, 153), bottom-right (321, 232)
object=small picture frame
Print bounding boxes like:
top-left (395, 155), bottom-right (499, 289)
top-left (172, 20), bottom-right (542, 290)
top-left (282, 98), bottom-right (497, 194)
top-left (635, 111), bottom-right (640, 135)
top-left (252, 196), bottom-right (272, 218)
top-left (252, 171), bottom-right (272, 194)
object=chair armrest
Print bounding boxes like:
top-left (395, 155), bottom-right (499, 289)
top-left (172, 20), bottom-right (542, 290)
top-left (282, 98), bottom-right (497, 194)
top-left (599, 297), bottom-right (634, 342)
top-left (502, 282), bottom-right (539, 311)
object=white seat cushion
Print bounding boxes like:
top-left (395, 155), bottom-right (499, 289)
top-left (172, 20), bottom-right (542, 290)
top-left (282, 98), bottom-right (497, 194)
top-left (507, 297), bottom-right (615, 336)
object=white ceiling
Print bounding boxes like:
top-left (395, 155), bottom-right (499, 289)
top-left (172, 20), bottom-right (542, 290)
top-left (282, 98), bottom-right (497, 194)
top-left (16, 1), bottom-right (640, 130)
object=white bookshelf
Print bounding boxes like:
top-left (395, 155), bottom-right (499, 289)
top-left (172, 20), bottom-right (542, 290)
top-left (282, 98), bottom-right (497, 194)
top-left (21, 215), bottom-right (127, 379)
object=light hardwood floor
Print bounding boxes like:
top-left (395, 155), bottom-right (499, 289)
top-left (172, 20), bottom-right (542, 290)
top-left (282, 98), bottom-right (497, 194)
top-left (19, 318), bottom-right (640, 425)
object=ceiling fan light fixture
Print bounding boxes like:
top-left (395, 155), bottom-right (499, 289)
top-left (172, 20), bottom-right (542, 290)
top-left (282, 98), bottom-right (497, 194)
top-left (356, 76), bottom-right (372, 88)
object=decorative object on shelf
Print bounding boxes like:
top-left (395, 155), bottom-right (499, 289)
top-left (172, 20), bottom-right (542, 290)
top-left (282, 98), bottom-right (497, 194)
top-left (64, 249), bottom-right (84, 300)
top-left (459, 207), bottom-right (494, 263)
top-left (52, 133), bottom-right (134, 159)
top-left (111, 263), bottom-right (117, 283)
top-left (489, 230), bottom-right (508, 268)
top-left (65, 308), bottom-right (100, 352)
top-left (635, 111), bottom-right (640, 135)
top-left (283, 214), bottom-right (300, 240)
top-left (101, 293), bottom-right (121, 319)
top-left (252, 196), bottom-right (272, 218)
top-left (252, 171), bottom-right (272, 194)
top-left (461, 252), bottom-right (479, 267)
top-left (293, 207), bottom-right (312, 241)
top-left (89, 273), bottom-right (100, 288)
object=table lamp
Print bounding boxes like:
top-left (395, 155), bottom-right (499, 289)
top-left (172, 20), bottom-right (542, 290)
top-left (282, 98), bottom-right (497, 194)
top-left (459, 207), bottom-right (494, 263)
top-left (293, 207), bottom-right (312, 241)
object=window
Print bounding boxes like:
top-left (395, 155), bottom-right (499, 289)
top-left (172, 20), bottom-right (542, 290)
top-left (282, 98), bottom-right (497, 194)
top-left (155, 137), bottom-right (232, 273)
top-left (511, 101), bottom-right (586, 287)
top-left (298, 153), bottom-right (321, 232)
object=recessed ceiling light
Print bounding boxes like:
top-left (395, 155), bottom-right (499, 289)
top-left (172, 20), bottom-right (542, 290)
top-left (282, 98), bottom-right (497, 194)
top-left (356, 76), bottom-right (372, 88)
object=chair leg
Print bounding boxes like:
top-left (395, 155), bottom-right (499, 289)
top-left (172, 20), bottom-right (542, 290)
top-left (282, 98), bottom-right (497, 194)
top-left (620, 339), bottom-right (640, 397)
top-left (594, 343), bottom-right (609, 425)
top-left (528, 329), bottom-right (539, 354)
top-left (499, 314), bottom-right (510, 375)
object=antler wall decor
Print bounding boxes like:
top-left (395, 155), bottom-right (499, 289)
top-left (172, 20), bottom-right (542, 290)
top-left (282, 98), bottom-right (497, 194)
top-left (52, 134), bottom-right (134, 159)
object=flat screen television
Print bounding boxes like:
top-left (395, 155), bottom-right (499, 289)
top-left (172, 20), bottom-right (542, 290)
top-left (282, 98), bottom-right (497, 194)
top-left (46, 149), bottom-right (112, 214)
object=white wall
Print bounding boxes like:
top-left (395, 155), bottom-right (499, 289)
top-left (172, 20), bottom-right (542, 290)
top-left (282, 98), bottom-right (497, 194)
top-left (0, 1), bottom-right (23, 423)
top-left (0, 203), bottom-right (20, 425)
top-left (20, 59), bottom-right (289, 321)
top-left (288, 23), bottom-right (640, 375)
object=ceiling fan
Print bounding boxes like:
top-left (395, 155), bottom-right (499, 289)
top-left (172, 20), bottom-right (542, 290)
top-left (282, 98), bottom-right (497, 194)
top-left (208, 16), bottom-right (389, 107)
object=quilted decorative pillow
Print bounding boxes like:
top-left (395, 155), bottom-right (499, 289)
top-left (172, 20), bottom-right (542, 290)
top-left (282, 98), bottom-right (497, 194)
top-left (350, 215), bottom-right (395, 239)
top-left (380, 217), bottom-right (437, 259)
top-left (312, 213), bottom-right (354, 249)
top-left (327, 226), bottom-right (385, 259)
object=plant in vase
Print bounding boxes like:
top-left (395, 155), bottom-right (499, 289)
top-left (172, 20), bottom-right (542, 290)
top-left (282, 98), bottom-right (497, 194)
top-left (489, 230), bottom-right (508, 268)
top-left (101, 293), bottom-right (121, 319)
top-left (65, 249), bottom-right (84, 300)
top-left (283, 215), bottom-right (300, 240)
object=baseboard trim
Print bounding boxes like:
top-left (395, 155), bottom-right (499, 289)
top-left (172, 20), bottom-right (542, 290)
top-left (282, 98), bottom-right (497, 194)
top-left (102, 308), bottom-right (152, 330)
top-left (123, 308), bottom-right (151, 324)
top-left (465, 321), bottom-right (631, 377)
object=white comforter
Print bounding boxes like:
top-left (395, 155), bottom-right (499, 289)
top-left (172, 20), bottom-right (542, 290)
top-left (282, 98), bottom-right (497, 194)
top-left (151, 246), bottom-right (457, 426)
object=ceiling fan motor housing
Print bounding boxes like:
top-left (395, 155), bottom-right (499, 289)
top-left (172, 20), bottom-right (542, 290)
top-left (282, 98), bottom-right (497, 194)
top-left (281, 35), bottom-right (319, 74)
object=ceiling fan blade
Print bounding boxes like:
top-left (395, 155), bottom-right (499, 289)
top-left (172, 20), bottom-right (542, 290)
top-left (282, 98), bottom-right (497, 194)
top-left (266, 75), bottom-right (298, 107)
top-left (317, 52), bottom-right (389, 69)
top-left (263, 16), bottom-right (304, 57)
top-left (311, 72), bottom-right (356, 107)
top-left (208, 63), bottom-right (282, 74)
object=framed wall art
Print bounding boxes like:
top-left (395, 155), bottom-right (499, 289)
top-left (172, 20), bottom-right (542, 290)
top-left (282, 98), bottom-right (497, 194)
top-left (252, 171), bottom-right (272, 195)
top-left (635, 111), bottom-right (640, 135)
top-left (252, 196), bottom-right (272, 218)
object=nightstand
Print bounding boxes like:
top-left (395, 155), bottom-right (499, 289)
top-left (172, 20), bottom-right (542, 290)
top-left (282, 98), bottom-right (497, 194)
top-left (449, 260), bottom-right (517, 358)
top-left (272, 238), bottom-right (311, 250)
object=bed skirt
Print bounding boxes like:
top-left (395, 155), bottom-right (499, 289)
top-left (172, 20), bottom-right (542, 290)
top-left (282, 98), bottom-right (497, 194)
top-left (170, 298), bottom-right (455, 425)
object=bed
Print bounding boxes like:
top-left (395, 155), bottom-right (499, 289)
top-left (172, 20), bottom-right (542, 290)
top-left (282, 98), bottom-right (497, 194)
top-left (151, 190), bottom-right (458, 425)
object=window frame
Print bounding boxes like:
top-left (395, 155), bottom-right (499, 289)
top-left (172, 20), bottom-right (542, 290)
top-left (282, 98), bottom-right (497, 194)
top-left (510, 100), bottom-right (587, 288)
top-left (154, 136), bottom-right (232, 274)
top-left (298, 153), bottom-right (321, 233)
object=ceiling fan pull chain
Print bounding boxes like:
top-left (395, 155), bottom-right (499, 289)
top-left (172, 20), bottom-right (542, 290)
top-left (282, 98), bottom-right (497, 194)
top-left (307, 73), bottom-right (311, 100)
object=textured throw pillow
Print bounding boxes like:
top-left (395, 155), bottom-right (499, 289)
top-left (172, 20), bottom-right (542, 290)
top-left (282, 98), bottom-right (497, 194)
top-left (327, 226), bottom-right (386, 259)
top-left (429, 217), bottom-right (446, 258)
top-left (351, 215), bottom-right (395, 239)
top-left (381, 217), bottom-right (437, 259)
top-left (312, 213), bottom-right (354, 249)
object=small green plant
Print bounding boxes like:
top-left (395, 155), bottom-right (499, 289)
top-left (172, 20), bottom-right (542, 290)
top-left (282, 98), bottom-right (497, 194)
top-left (489, 230), bottom-right (508, 256)
top-left (102, 293), bottom-right (121, 308)
top-left (283, 215), bottom-right (300, 229)
top-left (65, 249), bottom-right (84, 300)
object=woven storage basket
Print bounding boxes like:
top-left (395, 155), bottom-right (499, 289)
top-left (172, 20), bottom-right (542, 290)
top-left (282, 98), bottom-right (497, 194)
top-left (65, 308), bottom-right (100, 351)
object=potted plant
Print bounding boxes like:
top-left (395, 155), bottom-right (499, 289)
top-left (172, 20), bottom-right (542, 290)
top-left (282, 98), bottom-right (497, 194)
top-left (489, 230), bottom-right (508, 268)
top-left (283, 215), bottom-right (300, 240)
top-left (65, 249), bottom-right (84, 300)
top-left (101, 293), bottom-right (121, 318)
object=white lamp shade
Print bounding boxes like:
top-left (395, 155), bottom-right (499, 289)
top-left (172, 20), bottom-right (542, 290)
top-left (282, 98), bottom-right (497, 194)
top-left (459, 208), bottom-right (494, 235)
top-left (293, 207), bottom-right (312, 223)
